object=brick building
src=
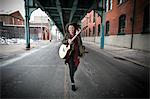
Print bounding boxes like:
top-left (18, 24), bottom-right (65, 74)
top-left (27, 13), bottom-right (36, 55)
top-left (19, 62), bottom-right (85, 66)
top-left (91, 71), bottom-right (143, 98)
top-left (0, 11), bottom-right (24, 25)
top-left (82, 10), bottom-right (101, 37)
top-left (0, 11), bottom-right (51, 41)
top-left (105, 0), bottom-right (149, 35)
top-left (30, 16), bottom-right (52, 40)
top-left (81, 0), bottom-right (149, 51)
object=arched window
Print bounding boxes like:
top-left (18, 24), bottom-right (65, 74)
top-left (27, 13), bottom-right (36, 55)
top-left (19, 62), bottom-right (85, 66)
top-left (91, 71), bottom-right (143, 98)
top-left (118, 15), bottom-right (126, 35)
top-left (89, 15), bottom-right (91, 23)
top-left (106, 21), bottom-right (110, 36)
top-left (98, 24), bottom-right (101, 36)
top-left (106, 0), bottom-right (113, 12)
top-left (118, 0), bottom-right (127, 4)
top-left (86, 30), bottom-right (88, 36)
top-left (89, 28), bottom-right (91, 36)
top-left (143, 5), bottom-right (149, 33)
top-left (93, 10), bottom-right (95, 23)
top-left (93, 26), bottom-right (95, 36)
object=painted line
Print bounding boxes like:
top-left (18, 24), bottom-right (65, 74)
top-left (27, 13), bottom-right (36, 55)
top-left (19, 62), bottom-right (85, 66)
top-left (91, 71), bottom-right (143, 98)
top-left (0, 45), bottom-right (49, 67)
top-left (64, 64), bottom-right (68, 99)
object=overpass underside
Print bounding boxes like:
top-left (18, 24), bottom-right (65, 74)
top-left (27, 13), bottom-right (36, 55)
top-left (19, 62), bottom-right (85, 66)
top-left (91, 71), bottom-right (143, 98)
top-left (24, 0), bottom-right (105, 49)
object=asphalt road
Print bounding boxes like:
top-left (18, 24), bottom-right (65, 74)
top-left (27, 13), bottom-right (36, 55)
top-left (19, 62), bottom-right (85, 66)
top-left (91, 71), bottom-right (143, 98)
top-left (0, 41), bottom-right (149, 99)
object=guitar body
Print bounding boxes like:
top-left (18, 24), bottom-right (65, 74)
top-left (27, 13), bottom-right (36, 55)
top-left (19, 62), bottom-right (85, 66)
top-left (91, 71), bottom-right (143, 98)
top-left (59, 26), bottom-right (87, 59)
top-left (59, 44), bottom-right (70, 59)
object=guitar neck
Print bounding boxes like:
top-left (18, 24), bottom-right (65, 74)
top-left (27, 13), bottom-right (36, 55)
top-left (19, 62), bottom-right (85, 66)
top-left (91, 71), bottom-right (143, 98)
top-left (69, 26), bottom-right (87, 44)
top-left (70, 30), bottom-right (81, 43)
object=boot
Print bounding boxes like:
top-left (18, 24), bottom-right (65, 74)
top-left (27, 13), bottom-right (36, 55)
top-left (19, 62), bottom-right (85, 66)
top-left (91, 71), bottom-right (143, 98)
top-left (71, 83), bottom-right (76, 91)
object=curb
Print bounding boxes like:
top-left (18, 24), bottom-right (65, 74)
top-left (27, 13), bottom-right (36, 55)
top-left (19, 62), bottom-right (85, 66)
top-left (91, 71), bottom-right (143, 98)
top-left (103, 51), bottom-right (149, 68)
top-left (83, 41), bottom-right (149, 68)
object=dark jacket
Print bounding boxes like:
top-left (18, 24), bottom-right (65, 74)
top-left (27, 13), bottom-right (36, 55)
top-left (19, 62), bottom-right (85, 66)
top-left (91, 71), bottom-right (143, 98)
top-left (62, 33), bottom-right (85, 57)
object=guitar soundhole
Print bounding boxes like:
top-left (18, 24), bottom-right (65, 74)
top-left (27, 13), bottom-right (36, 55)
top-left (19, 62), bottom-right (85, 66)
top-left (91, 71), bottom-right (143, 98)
top-left (63, 48), bottom-right (65, 52)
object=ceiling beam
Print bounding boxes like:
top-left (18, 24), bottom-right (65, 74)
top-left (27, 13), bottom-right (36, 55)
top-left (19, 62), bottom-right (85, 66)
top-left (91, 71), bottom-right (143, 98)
top-left (34, 0), bottom-right (45, 11)
top-left (50, 14), bottom-right (60, 16)
top-left (69, 0), bottom-right (78, 22)
top-left (44, 7), bottom-right (88, 11)
top-left (56, 0), bottom-right (65, 33)
top-left (74, 14), bottom-right (82, 17)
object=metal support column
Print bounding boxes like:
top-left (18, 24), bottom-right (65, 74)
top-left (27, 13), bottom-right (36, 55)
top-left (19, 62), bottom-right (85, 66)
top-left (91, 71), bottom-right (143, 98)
top-left (100, 0), bottom-right (106, 49)
top-left (24, 0), bottom-right (30, 49)
top-left (97, 0), bottom-right (106, 49)
top-left (24, 0), bottom-right (37, 49)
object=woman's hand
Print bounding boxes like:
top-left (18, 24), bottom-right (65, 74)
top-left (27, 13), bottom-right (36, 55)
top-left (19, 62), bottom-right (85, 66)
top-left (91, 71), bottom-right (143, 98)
top-left (68, 39), bottom-right (72, 44)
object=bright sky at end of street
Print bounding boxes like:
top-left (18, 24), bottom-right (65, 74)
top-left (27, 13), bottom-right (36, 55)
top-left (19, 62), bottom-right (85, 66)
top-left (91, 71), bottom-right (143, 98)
top-left (0, 0), bottom-right (48, 20)
top-left (30, 8), bottom-right (48, 22)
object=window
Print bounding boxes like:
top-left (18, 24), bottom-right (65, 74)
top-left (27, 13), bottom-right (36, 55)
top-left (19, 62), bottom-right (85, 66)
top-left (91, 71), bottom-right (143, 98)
top-left (106, 0), bottom-right (108, 12)
top-left (118, 15), bottom-right (126, 35)
top-left (89, 28), bottom-right (91, 36)
top-left (98, 24), bottom-right (101, 36)
top-left (82, 31), bottom-right (84, 37)
top-left (118, 0), bottom-right (127, 4)
top-left (93, 10), bottom-right (95, 23)
top-left (143, 5), bottom-right (149, 33)
top-left (106, 21), bottom-right (110, 36)
top-left (34, 29), bottom-right (36, 32)
top-left (86, 30), bottom-right (88, 36)
top-left (0, 22), bottom-right (3, 26)
top-left (89, 15), bottom-right (91, 23)
top-left (86, 18), bottom-right (88, 25)
top-left (106, 0), bottom-right (112, 12)
top-left (93, 26), bottom-right (95, 36)
top-left (42, 27), bottom-right (44, 31)
top-left (110, 0), bottom-right (112, 10)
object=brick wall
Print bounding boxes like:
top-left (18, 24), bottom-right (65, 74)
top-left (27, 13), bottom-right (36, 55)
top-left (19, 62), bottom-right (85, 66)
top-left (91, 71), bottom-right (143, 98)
top-left (81, 10), bottom-right (101, 37)
top-left (81, 0), bottom-right (149, 36)
top-left (0, 11), bottom-right (24, 25)
top-left (133, 0), bottom-right (149, 33)
top-left (105, 0), bottom-right (133, 35)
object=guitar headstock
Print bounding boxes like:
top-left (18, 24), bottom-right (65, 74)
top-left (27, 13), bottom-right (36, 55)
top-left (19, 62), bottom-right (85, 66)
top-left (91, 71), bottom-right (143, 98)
top-left (71, 26), bottom-right (88, 42)
top-left (75, 26), bottom-right (88, 35)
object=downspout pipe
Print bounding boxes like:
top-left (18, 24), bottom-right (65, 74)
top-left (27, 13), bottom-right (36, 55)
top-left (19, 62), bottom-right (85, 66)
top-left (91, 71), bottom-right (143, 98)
top-left (131, 0), bottom-right (136, 49)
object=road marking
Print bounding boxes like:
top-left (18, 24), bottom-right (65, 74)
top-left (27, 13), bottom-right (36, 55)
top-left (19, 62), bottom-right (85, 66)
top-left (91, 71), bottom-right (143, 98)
top-left (64, 64), bottom-right (68, 99)
top-left (0, 45), bottom-right (49, 67)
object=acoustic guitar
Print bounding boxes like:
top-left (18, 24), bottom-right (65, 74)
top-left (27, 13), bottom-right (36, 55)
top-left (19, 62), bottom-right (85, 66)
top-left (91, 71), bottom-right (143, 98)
top-left (59, 26), bottom-right (87, 59)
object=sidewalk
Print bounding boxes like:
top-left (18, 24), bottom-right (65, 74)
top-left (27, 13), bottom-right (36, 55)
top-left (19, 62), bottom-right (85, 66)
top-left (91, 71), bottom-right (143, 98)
top-left (84, 41), bottom-right (150, 68)
top-left (0, 40), bottom-right (50, 61)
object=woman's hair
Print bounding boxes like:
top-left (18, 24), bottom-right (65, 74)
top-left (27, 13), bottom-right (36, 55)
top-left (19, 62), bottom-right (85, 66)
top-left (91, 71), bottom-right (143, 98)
top-left (65, 22), bottom-right (80, 34)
